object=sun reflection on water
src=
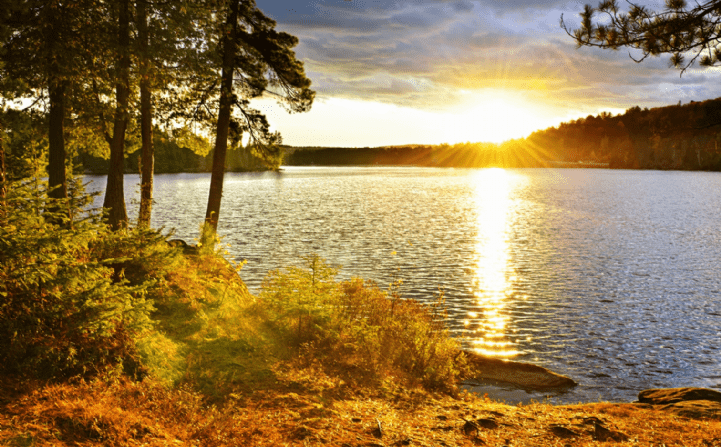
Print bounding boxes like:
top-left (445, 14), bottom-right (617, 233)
top-left (468, 168), bottom-right (520, 357)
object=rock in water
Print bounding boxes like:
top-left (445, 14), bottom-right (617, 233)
top-left (464, 352), bottom-right (577, 390)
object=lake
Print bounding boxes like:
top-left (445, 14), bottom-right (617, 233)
top-left (86, 167), bottom-right (721, 404)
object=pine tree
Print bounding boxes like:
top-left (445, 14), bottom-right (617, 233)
top-left (0, 1), bottom-right (102, 203)
top-left (102, 0), bottom-right (132, 230)
top-left (137, 0), bottom-right (153, 227)
top-left (202, 0), bottom-right (314, 233)
top-left (562, 0), bottom-right (721, 71)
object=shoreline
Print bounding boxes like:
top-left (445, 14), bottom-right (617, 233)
top-left (2, 374), bottom-right (719, 446)
top-left (462, 352), bottom-right (721, 414)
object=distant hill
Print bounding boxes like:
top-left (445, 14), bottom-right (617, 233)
top-left (285, 97), bottom-right (721, 171)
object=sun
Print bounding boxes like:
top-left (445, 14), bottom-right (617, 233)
top-left (443, 89), bottom-right (555, 144)
top-left (256, 89), bottom-right (561, 147)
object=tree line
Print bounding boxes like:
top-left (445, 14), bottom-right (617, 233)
top-left (527, 97), bottom-right (721, 170)
top-left (283, 142), bottom-right (544, 168)
top-left (284, 97), bottom-right (721, 171)
top-left (0, 0), bottom-right (313, 233)
top-left (2, 109), bottom-right (277, 177)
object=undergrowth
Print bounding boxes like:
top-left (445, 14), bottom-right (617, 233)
top-left (0, 178), bottom-right (158, 380)
top-left (260, 256), bottom-right (468, 392)
top-left (0, 176), bottom-right (468, 399)
top-left (2, 179), bottom-right (719, 446)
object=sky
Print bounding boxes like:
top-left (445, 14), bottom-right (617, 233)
top-left (253, 0), bottom-right (721, 147)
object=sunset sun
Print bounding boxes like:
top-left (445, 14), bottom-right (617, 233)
top-left (448, 89), bottom-right (553, 143)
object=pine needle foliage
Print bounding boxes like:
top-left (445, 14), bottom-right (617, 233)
top-left (0, 178), bottom-right (162, 380)
top-left (561, 0), bottom-right (721, 72)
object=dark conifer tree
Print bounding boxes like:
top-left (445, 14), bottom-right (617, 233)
top-left (0, 1), bottom-right (101, 203)
top-left (102, 0), bottom-right (132, 229)
top-left (137, 0), bottom-right (153, 227)
top-left (563, 0), bottom-right (721, 71)
top-left (202, 0), bottom-right (314, 234)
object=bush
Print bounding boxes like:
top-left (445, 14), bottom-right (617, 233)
top-left (0, 176), bottom-right (466, 395)
top-left (0, 178), bottom-right (159, 380)
top-left (259, 256), bottom-right (468, 393)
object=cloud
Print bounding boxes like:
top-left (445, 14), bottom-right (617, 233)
top-left (256, 0), bottom-right (720, 128)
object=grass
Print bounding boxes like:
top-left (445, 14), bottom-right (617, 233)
top-left (2, 375), bottom-right (720, 446)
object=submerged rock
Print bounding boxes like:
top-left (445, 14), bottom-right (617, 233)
top-left (463, 352), bottom-right (577, 390)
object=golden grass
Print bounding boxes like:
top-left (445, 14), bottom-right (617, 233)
top-left (2, 369), bottom-right (720, 447)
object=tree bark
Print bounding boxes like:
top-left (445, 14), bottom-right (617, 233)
top-left (137, 0), bottom-right (153, 228)
top-left (103, 0), bottom-right (131, 230)
top-left (0, 113), bottom-right (6, 222)
top-left (46, 1), bottom-right (67, 204)
top-left (47, 80), bottom-right (67, 201)
top-left (204, 0), bottom-right (239, 234)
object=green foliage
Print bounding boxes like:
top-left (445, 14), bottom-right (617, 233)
top-left (0, 108), bottom-right (47, 181)
top-left (0, 173), bottom-right (467, 395)
top-left (144, 245), bottom-right (267, 394)
top-left (0, 178), bottom-right (163, 380)
top-left (260, 255), bottom-right (340, 344)
top-left (562, 0), bottom-right (721, 71)
top-left (334, 278), bottom-right (466, 391)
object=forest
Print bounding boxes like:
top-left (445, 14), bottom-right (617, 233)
top-left (0, 0), bottom-right (312, 231)
top-left (286, 97), bottom-right (721, 171)
top-left (2, 110), bottom-right (278, 178)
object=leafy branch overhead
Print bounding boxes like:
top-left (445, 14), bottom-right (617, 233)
top-left (561, 0), bottom-right (721, 71)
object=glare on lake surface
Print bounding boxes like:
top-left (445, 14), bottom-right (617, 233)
top-left (469, 168), bottom-right (520, 357)
top-left (86, 167), bottom-right (721, 403)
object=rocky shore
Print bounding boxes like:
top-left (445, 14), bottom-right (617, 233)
top-left (464, 351), bottom-right (721, 420)
top-left (2, 376), bottom-right (719, 446)
top-left (636, 387), bottom-right (721, 419)
top-left (1, 349), bottom-right (719, 446)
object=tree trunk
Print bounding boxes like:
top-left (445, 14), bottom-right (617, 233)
top-left (46, 1), bottom-right (68, 203)
top-left (137, 0), bottom-right (153, 228)
top-left (47, 80), bottom-right (67, 201)
top-left (204, 0), bottom-right (239, 234)
top-left (0, 113), bottom-right (6, 222)
top-left (103, 0), bottom-right (131, 230)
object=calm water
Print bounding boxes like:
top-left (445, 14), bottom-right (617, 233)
top-left (87, 167), bottom-right (721, 403)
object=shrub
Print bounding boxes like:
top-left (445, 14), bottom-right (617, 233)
top-left (259, 254), bottom-right (339, 345)
top-left (337, 278), bottom-right (467, 391)
top-left (259, 256), bottom-right (468, 393)
top-left (0, 178), bottom-right (158, 380)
